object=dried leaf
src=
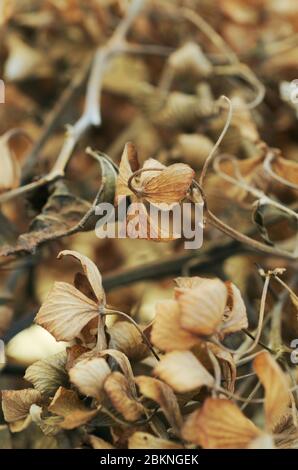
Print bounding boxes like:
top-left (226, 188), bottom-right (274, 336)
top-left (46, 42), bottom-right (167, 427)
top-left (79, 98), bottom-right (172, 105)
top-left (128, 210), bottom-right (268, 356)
top-left (0, 182), bottom-right (91, 257)
top-left (1, 389), bottom-right (42, 423)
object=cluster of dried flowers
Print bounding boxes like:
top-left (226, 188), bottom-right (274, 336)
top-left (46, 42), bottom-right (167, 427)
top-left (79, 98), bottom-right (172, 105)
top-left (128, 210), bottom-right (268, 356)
top-left (1, 248), bottom-right (297, 449)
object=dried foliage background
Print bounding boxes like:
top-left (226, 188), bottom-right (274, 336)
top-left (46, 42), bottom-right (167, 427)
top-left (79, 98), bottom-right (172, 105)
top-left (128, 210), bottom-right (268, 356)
top-left (0, 0), bottom-right (298, 450)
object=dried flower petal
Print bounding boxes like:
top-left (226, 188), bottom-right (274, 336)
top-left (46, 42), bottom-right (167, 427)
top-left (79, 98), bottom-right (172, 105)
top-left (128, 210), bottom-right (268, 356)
top-left (24, 351), bottom-right (68, 398)
top-left (1, 389), bottom-right (42, 423)
top-left (99, 349), bottom-right (137, 396)
top-left (177, 278), bottom-right (228, 336)
top-left (221, 281), bottom-right (248, 336)
top-left (182, 398), bottom-right (262, 448)
top-left (116, 142), bottom-right (140, 200)
top-left (35, 282), bottom-right (99, 341)
top-left (104, 372), bottom-right (144, 422)
top-left (108, 321), bottom-right (149, 361)
top-left (151, 299), bottom-right (199, 351)
top-left (128, 432), bottom-right (182, 449)
top-left (253, 351), bottom-right (290, 430)
top-left (154, 350), bottom-right (214, 393)
top-left (136, 375), bottom-right (182, 434)
top-left (58, 250), bottom-right (104, 303)
top-left (141, 163), bottom-right (194, 205)
top-left (69, 357), bottom-right (111, 400)
top-left (207, 343), bottom-right (236, 392)
top-left (48, 387), bottom-right (97, 429)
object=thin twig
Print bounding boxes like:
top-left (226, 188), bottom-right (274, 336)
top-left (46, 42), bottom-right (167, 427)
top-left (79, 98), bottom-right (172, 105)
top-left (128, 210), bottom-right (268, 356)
top-left (236, 274), bottom-right (271, 359)
top-left (199, 95), bottom-right (233, 186)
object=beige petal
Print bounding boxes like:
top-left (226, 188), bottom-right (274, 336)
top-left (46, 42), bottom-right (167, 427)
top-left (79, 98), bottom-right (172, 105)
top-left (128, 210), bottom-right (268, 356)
top-left (89, 435), bottom-right (115, 449)
top-left (182, 398), bottom-right (261, 448)
top-left (221, 282), bottom-right (248, 336)
top-left (65, 344), bottom-right (89, 371)
top-left (58, 250), bottom-right (104, 303)
top-left (108, 321), bottom-right (149, 361)
top-left (253, 351), bottom-right (290, 430)
top-left (136, 375), bottom-right (182, 434)
top-left (69, 357), bottom-right (111, 400)
top-left (48, 387), bottom-right (97, 430)
top-left (24, 351), bottom-right (68, 398)
top-left (116, 142), bottom-right (140, 200)
top-left (142, 163), bottom-right (194, 204)
top-left (151, 300), bottom-right (199, 351)
top-left (104, 372), bottom-right (144, 422)
top-left (154, 351), bottom-right (214, 393)
top-left (177, 279), bottom-right (228, 336)
top-left (140, 158), bottom-right (166, 186)
top-left (30, 404), bottom-right (61, 436)
top-left (129, 432), bottom-right (182, 449)
top-left (78, 316), bottom-right (101, 349)
top-left (207, 343), bottom-right (236, 392)
top-left (99, 349), bottom-right (137, 397)
top-left (74, 272), bottom-right (98, 302)
top-left (175, 276), bottom-right (207, 292)
top-left (1, 389), bottom-right (42, 423)
top-left (35, 282), bottom-right (99, 341)
top-left (126, 200), bottom-right (179, 241)
top-left (0, 131), bottom-right (20, 192)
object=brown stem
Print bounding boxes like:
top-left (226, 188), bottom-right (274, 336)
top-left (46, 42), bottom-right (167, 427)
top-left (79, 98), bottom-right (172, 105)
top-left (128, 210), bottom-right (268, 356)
top-left (192, 179), bottom-right (297, 260)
